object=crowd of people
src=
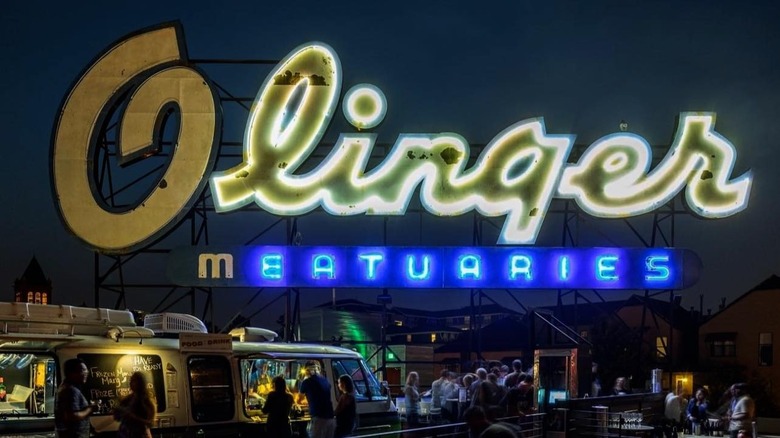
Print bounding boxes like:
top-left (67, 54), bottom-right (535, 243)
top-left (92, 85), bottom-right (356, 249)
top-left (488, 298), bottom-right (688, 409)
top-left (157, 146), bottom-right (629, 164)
top-left (402, 359), bottom-right (537, 438)
top-left (54, 354), bottom-right (759, 438)
top-left (664, 382), bottom-right (757, 438)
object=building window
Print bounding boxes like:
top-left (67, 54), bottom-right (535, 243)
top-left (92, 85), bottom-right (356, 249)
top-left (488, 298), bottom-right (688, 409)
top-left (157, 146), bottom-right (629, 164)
top-left (34, 292), bottom-right (41, 304)
top-left (711, 340), bottom-right (736, 357)
top-left (394, 320), bottom-right (403, 326)
top-left (406, 335), bottom-right (412, 343)
top-left (706, 333), bottom-right (737, 358)
top-left (760, 333), bottom-right (773, 366)
top-left (27, 291), bottom-right (33, 302)
top-left (42, 293), bottom-right (48, 305)
top-left (656, 337), bottom-right (668, 359)
top-left (431, 333), bottom-right (437, 343)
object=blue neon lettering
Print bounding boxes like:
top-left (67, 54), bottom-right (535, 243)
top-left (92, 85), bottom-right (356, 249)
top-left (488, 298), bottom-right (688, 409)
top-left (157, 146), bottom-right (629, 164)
top-left (597, 256), bottom-right (618, 280)
top-left (358, 253), bottom-right (384, 279)
top-left (261, 254), bottom-right (283, 279)
top-left (558, 256), bottom-right (569, 280)
top-left (458, 255), bottom-right (481, 279)
top-left (645, 255), bottom-right (670, 281)
top-left (312, 254), bottom-right (336, 279)
top-left (510, 255), bottom-right (532, 280)
top-left (407, 255), bottom-right (431, 280)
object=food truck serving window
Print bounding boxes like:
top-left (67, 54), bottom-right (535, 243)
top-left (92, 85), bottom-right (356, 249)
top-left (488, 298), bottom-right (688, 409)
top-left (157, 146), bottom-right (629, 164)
top-left (0, 353), bottom-right (56, 416)
top-left (79, 353), bottom-right (166, 414)
top-left (187, 355), bottom-right (234, 422)
top-left (240, 358), bottom-right (310, 420)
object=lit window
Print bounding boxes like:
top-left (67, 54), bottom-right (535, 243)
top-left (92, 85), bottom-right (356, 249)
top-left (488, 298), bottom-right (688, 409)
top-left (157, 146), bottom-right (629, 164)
top-left (394, 320), bottom-right (403, 327)
top-left (27, 291), bottom-right (33, 302)
top-left (406, 335), bottom-right (412, 343)
top-left (656, 337), bottom-right (668, 358)
top-left (42, 294), bottom-right (48, 305)
top-left (760, 333), bottom-right (773, 366)
top-left (35, 292), bottom-right (41, 304)
top-left (431, 333), bottom-right (437, 343)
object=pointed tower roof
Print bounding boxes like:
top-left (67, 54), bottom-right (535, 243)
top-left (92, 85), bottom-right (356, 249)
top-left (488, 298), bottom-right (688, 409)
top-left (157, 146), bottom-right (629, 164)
top-left (14, 257), bottom-right (52, 292)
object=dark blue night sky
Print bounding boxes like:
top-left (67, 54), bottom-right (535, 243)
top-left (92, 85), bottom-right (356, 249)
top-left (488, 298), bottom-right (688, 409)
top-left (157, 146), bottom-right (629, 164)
top-left (1, 1), bottom-right (779, 325)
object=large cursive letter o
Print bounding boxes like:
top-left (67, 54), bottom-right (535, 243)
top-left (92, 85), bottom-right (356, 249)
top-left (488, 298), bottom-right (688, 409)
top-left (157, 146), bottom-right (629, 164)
top-left (51, 23), bottom-right (220, 254)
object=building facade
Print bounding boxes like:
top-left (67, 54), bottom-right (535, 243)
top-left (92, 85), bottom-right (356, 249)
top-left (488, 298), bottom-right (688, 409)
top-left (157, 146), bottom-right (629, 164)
top-left (13, 257), bottom-right (52, 304)
top-left (698, 275), bottom-right (780, 411)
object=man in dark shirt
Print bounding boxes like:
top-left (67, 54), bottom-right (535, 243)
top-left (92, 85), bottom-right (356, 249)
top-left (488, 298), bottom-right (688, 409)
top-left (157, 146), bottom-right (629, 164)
top-left (55, 358), bottom-right (95, 438)
top-left (504, 360), bottom-right (523, 389)
top-left (300, 361), bottom-right (335, 438)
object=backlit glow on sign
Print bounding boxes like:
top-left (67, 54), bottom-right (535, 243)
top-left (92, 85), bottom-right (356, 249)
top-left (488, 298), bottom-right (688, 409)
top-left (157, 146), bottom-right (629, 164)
top-left (343, 84), bottom-right (387, 130)
top-left (50, 23), bottom-right (752, 254)
top-left (210, 41), bottom-right (752, 245)
top-left (167, 246), bottom-right (701, 290)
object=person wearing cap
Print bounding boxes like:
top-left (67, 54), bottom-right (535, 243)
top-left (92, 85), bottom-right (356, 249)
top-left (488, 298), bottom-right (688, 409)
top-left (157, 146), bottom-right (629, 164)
top-left (300, 361), bottom-right (335, 438)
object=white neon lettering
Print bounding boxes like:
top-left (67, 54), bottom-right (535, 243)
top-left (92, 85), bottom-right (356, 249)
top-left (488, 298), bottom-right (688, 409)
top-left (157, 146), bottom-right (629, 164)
top-left (343, 84), bottom-right (386, 130)
top-left (407, 255), bottom-right (431, 280)
top-left (557, 114), bottom-right (752, 219)
top-left (358, 253), bottom-right (384, 279)
top-left (209, 44), bottom-right (751, 246)
top-left (312, 255), bottom-right (335, 279)
top-left (510, 255), bottom-right (532, 280)
top-left (458, 255), bottom-right (481, 279)
top-left (261, 254), bottom-right (283, 280)
top-left (645, 255), bottom-right (671, 281)
top-left (559, 256), bottom-right (570, 281)
top-left (597, 256), bottom-right (618, 280)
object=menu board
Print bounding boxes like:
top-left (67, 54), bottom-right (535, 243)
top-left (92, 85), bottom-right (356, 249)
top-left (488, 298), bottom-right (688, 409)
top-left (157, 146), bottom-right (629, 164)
top-left (78, 353), bottom-right (167, 414)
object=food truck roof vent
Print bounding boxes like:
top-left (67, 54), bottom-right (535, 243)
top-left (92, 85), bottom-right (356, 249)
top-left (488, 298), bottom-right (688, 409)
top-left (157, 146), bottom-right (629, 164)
top-left (143, 313), bottom-right (207, 334)
top-left (229, 327), bottom-right (278, 342)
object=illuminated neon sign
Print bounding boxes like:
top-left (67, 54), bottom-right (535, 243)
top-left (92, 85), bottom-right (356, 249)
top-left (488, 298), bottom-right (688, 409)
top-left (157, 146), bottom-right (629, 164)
top-left (51, 23), bottom-right (752, 253)
top-left (167, 246), bottom-right (701, 290)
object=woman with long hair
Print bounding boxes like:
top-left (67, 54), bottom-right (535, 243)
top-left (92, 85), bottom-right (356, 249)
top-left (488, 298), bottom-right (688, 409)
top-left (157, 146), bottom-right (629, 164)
top-left (404, 371), bottom-right (421, 426)
top-left (335, 374), bottom-right (357, 437)
top-left (262, 375), bottom-right (294, 438)
top-left (113, 372), bottom-right (156, 438)
top-left (686, 387), bottom-right (710, 433)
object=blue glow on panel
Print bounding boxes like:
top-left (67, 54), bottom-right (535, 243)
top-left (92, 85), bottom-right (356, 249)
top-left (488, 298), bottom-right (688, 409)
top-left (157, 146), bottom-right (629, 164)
top-left (645, 255), bottom-right (670, 281)
top-left (510, 255), bottom-right (533, 280)
top-left (358, 252), bottom-right (384, 279)
top-left (596, 255), bottom-right (618, 281)
top-left (558, 256), bottom-right (570, 281)
top-left (170, 245), bottom-right (697, 290)
top-left (407, 255), bottom-right (431, 280)
top-left (261, 254), bottom-right (283, 280)
top-left (312, 254), bottom-right (336, 279)
top-left (458, 254), bottom-right (481, 279)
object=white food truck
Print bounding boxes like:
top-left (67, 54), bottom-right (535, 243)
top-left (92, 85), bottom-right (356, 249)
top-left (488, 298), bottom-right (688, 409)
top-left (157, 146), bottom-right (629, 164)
top-left (0, 302), bottom-right (398, 437)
